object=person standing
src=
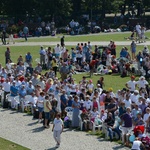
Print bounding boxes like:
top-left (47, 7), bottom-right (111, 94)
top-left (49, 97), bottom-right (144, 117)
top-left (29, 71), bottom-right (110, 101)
top-left (125, 75), bottom-right (137, 93)
top-left (60, 36), bottom-right (65, 47)
top-left (39, 46), bottom-right (46, 69)
top-left (59, 63), bottom-right (69, 81)
top-left (7, 29), bottom-right (15, 44)
top-left (130, 40), bottom-right (136, 60)
top-left (5, 47), bottom-right (11, 64)
top-left (51, 57), bottom-right (58, 76)
top-left (44, 95), bottom-right (52, 128)
top-left (23, 25), bottom-right (29, 41)
top-left (1, 28), bottom-right (6, 45)
top-left (25, 52), bottom-right (32, 64)
top-left (52, 113), bottom-right (64, 148)
top-left (37, 92), bottom-right (45, 123)
top-left (72, 96), bottom-right (80, 128)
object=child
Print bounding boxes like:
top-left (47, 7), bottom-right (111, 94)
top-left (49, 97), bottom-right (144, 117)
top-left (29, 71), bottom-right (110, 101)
top-left (52, 113), bottom-right (64, 148)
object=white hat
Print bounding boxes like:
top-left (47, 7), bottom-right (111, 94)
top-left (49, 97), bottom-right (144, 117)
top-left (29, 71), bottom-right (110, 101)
top-left (139, 76), bottom-right (145, 80)
top-left (134, 90), bottom-right (139, 94)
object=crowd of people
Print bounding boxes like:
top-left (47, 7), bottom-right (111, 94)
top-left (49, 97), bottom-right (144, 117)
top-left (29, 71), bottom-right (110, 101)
top-left (0, 39), bottom-right (150, 149)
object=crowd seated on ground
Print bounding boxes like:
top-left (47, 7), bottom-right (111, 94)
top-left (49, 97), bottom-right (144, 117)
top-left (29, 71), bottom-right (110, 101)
top-left (0, 41), bottom-right (150, 149)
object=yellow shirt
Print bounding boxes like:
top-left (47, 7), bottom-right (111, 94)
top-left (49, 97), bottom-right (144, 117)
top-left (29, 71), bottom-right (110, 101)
top-left (51, 60), bottom-right (57, 68)
top-left (44, 100), bottom-right (52, 112)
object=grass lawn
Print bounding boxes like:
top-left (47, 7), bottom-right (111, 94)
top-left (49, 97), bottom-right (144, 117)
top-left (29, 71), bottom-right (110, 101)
top-left (0, 137), bottom-right (29, 150)
top-left (0, 44), bottom-right (145, 92)
top-left (15, 31), bottom-right (150, 43)
top-left (0, 45), bottom-right (145, 67)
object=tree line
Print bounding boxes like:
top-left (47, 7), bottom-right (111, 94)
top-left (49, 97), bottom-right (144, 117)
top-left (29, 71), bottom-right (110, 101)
top-left (0, 0), bottom-right (150, 22)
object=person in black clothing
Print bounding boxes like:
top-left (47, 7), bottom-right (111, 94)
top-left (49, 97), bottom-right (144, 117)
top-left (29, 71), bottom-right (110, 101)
top-left (1, 28), bottom-right (6, 45)
top-left (104, 91), bottom-right (112, 109)
top-left (47, 47), bottom-right (53, 69)
top-left (60, 36), bottom-right (65, 47)
top-left (107, 98), bottom-right (118, 119)
top-left (97, 77), bottom-right (104, 89)
top-left (5, 47), bottom-right (11, 64)
top-left (101, 49), bottom-right (107, 66)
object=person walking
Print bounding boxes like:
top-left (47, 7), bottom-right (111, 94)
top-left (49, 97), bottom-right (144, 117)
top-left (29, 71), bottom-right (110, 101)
top-left (23, 25), bottom-right (29, 41)
top-left (52, 113), bottom-right (64, 148)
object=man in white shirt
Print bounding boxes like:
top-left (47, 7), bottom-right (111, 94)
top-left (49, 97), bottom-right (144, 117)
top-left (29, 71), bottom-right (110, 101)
top-left (143, 107), bottom-right (150, 127)
top-left (28, 92), bottom-right (38, 115)
top-left (130, 90), bottom-right (139, 104)
top-left (39, 46), bottom-right (46, 69)
top-left (136, 76), bottom-right (148, 89)
top-left (123, 95), bottom-right (132, 109)
top-left (125, 76), bottom-right (137, 93)
top-left (135, 23), bottom-right (141, 35)
top-left (54, 44), bottom-right (61, 59)
top-left (83, 95), bottom-right (92, 111)
top-left (2, 78), bottom-right (11, 106)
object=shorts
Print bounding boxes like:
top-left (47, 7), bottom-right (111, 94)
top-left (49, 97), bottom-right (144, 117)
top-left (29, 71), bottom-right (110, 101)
top-left (55, 53), bottom-right (60, 58)
top-left (122, 127), bottom-right (132, 134)
top-left (44, 112), bottom-right (50, 119)
top-left (38, 107), bottom-right (43, 113)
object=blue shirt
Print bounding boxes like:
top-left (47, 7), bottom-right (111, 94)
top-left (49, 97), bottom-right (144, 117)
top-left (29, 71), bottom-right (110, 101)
top-left (10, 86), bottom-right (18, 96)
top-left (26, 85), bottom-right (34, 95)
top-left (120, 50), bottom-right (128, 58)
top-left (25, 54), bottom-right (32, 62)
top-left (67, 99), bottom-right (73, 107)
top-left (60, 94), bottom-right (67, 108)
top-left (19, 88), bottom-right (27, 98)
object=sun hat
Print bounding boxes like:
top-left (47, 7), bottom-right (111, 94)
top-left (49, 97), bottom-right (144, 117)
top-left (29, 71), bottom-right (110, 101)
top-left (134, 90), bottom-right (139, 94)
top-left (139, 76), bottom-right (145, 80)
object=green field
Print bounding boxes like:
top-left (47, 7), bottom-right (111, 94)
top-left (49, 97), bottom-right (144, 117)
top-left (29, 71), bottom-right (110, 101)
top-left (0, 137), bottom-right (29, 150)
top-left (0, 32), bottom-right (149, 92)
top-left (0, 44), bottom-right (146, 92)
top-left (16, 32), bottom-right (150, 43)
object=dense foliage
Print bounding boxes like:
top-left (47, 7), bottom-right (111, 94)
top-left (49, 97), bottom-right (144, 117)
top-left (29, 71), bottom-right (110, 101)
top-left (0, 0), bottom-right (149, 22)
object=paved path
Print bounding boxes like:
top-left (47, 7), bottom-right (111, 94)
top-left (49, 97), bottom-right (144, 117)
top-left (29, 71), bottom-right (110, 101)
top-left (1, 41), bottom-right (150, 47)
top-left (0, 107), bottom-right (130, 150)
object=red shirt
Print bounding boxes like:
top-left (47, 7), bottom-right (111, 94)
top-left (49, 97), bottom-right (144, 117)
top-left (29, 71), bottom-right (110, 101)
top-left (90, 60), bottom-right (98, 67)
